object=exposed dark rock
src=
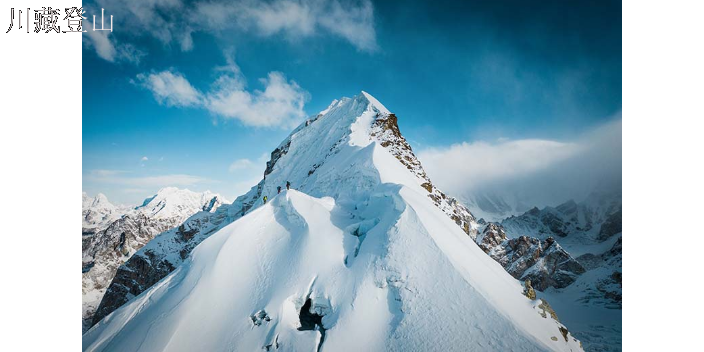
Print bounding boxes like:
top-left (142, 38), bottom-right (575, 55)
top-left (370, 111), bottom-right (476, 238)
top-left (177, 223), bottom-right (198, 242)
top-left (597, 208), bottom-right (622, 241)
top-left (477, 223), bottom-right (507, 254)
top-left (559, 326), bottom-right (569, 342)
top-left (92, 249), bottom-right (176, 326)
top-left (477, 223), bottom-right (585, 291)
top-left (575, 253), bottom-right (602, 270)
top-left (265, 140), bottom-right (292, 177)
top-left (540, 211), bottom-right (568, 237)
top-left (298, 298), bottom-right (326, 352)
top-left (251, 310), bottom-right (271, 326)
top-left (538, 299), bottom-right (559, 321)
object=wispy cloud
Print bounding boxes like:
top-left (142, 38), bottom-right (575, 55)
top-left (84, 0), bottom-right (377, 62)
top-left (135, 70), bottom-right (203, 107)
top-left (135, 55), bottom-right (309, 128)
top-left (83, 24), bottom-right (145, 64)
top-left (86, 169), bottom-right (211, 188)
top-left (206, 70), bottom-right (309, 128)
top-left (418, 117), bottom-right (622, 207)
top-left (196, 0), bottom-right (377, 51)
top-left (89, 169), bottom-right (126, 177)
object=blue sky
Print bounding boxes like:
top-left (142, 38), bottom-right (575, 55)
top-left (83, 0), bottom-right (621, 205)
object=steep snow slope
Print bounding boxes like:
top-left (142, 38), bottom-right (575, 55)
top-left (93, 92), bottom-right (478, 328)
top-left (81, 188), bottom-right (227, 332)
top-left (85, 92), bottom-right (583, 351)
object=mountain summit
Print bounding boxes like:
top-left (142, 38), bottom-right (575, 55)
top-left (84, 92), bottom-right (583, 351)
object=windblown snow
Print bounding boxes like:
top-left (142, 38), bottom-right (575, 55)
top-left (84, 92), bottom-right (583, 351)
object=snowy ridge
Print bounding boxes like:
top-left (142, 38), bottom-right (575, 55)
top-left (85, 92), bottom-right (583, 351)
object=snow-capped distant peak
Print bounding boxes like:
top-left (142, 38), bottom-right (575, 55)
top-left (135, 188), bottom-right (228, 220)
top-left (361, 90), bottom-right (391, 114)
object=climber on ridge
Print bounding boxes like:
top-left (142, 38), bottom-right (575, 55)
top-left (277, 186), bottom-right (282, 194)
top-left (263, 196), bottom-right (268, 204)
top-left (286, 181), bottom-right (291, 190)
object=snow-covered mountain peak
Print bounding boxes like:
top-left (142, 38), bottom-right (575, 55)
top-left (135, 188), bottom-right (227, 220)
top-left (87, 92), bottom-right (584, 351)
top-left (360, 90), bottom-right (391, 114)
top-left (91, 193), bottom-right (114, 209)
top-left (82, 193), bottom-right (127, 233)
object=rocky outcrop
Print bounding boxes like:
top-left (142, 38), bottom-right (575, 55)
top-left (576, 236), bottom-right (622, 308)
top-left (90, 206), bottom-right (232, 327)
top-left (476, 223), bottom-right (507, 253)
top-left (523, 280), bottom-right (537, 300)
top-left (476, 223), bottom-right (585, 291)
top-left (82, 190), bottom-right (226, 332)
top-left (82, 214), bottom-right (170, 331)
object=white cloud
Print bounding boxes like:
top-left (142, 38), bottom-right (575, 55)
top-left (206, 71), bottom-right (309, 128)
top-left (90, 0), bottom-right (185, 45)
top-left (89, 169), bottom-right (126, 177)
top-left (135, 70), bottom-right (203, 107)
top-left (83, 25), bottom-right (146, 64)
top-left (83, 29), bottom-right (116, 62)
top-left (141, 156), bottom-right (149, 162)
top-left (195, 0), bottom-right (377, 51)
top-left (86, 169), bottom-right (210, 188)
top-left (247, 0), bottom-right (316, 37)
top-left (85, 0), bottom-right (377, 60)
top-left (318, 0), bottom-right (377, 51)
top-left (418, 118), bottom-right (622, 207)
top-left (229, 158), bottom-right (255, 172)
top-left (136, 55), bottom-right (309, 128)
top-left (419, 139), bottom-right (581, 194)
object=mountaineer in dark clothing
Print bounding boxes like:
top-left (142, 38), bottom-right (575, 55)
top-left (286, 181), bottom-right (291, 190)
top-left (277, 186), bottom-right (282, 194)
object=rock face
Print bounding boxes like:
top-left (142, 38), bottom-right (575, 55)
top-left (576, 236), bottom-right (623, 308)
top-left (82, 189), bottom-right (226, 332)
top-left (476, 223), bottom-right (585, 291)
top-left (90, 93), bottom-right (485, 332)
top-left (501, 192), bottom-right (622, 301)
top-left (502, 192), bottom-right (622, 243)
top-left (597, 209), bottom-right (622, 242)
top-left (370, 112), bottom-right (477, 238)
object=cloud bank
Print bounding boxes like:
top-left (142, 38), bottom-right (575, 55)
top-left (418, 118), bottom-right (622, 208)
